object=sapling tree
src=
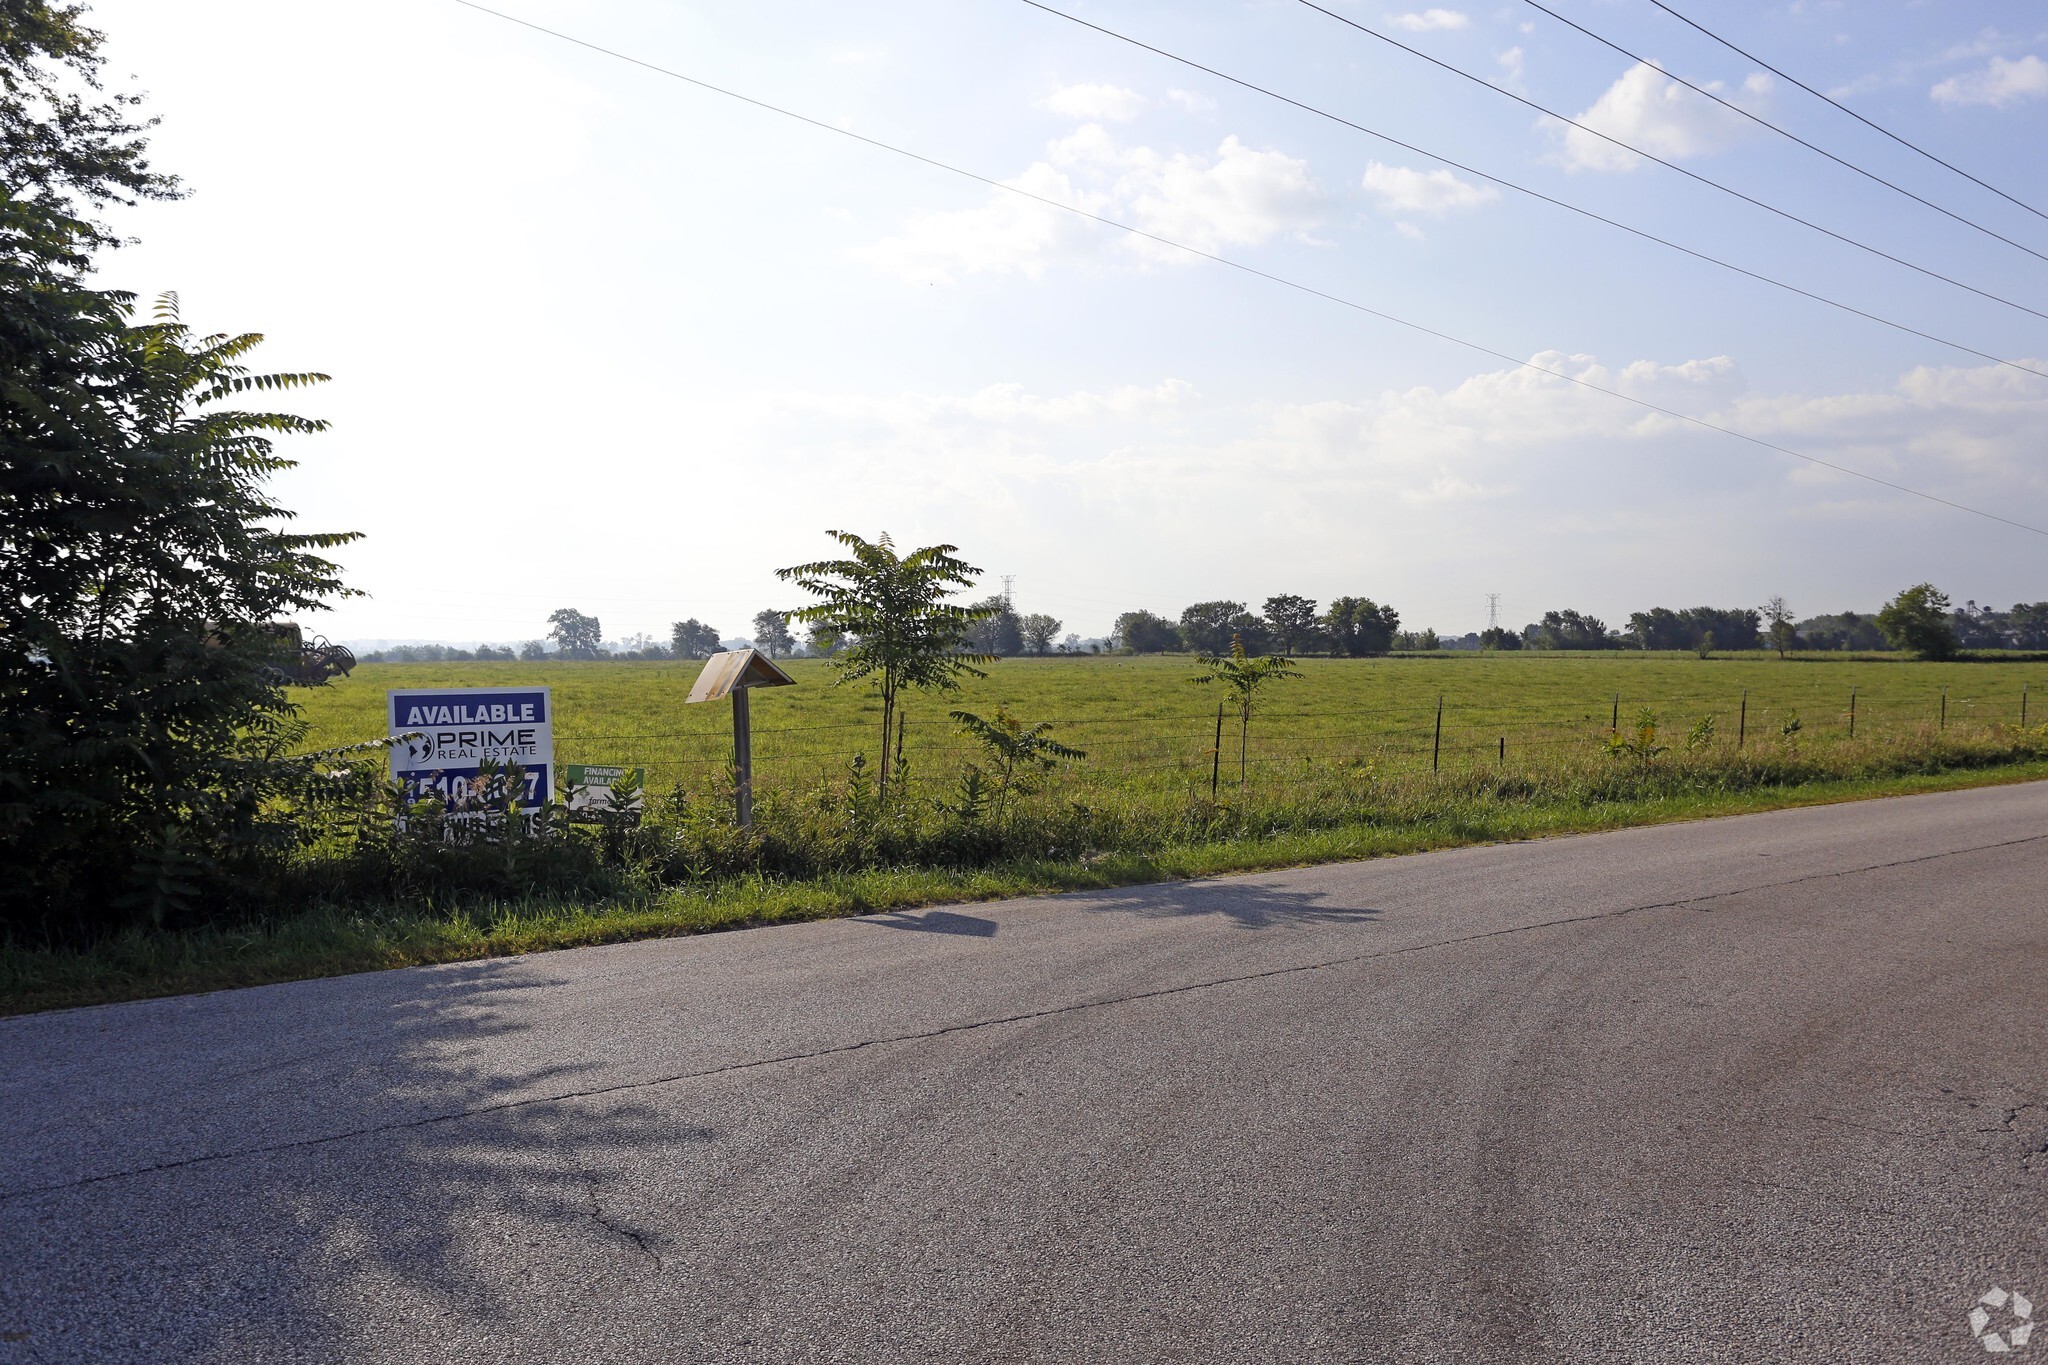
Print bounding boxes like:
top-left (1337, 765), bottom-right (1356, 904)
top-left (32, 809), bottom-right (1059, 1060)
top-left (777, 531), bottom-right (996, 805)
top-left (947, 706), bottom-right (1085, 819)
top-left (1191, 634), bottom-right (1301, 787)
top-left (1763, 596), bottom-right (1797, 658)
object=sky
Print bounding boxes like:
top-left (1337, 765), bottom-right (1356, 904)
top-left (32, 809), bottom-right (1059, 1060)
top-left (83, 0), bottom-right (2048, 645)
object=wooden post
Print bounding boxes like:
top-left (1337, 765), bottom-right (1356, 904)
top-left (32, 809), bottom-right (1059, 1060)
top-left (732, 685), bottom-right (753, 828)
top-left (1498, 735), bottom-right (1505, 765)
top-left (2025, 685), bottom-right (2030, 727)
top-left (1611, 693), bottom-right (1619, 733)
top-left (1848, 687), bottom-right (1857, 739)
top-left (1432, 694), bottom-right (1444, 773)
top-left (1940, 686), bottom-right (1947, 730)
top-left (1210, 702), bottom-right (1223, 801)
top-left (1738, 690), bottom-right (1747, 749)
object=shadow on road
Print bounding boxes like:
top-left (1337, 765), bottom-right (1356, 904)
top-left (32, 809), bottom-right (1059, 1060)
top-left (1075, 877), bottom-right (1382, 930)
top-left (859, 908), bottom-right (1001, 937)
top-left (1, 958), bottom-right (711, 1360)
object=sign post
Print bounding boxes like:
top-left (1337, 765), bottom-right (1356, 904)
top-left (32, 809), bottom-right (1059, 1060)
top-left (388, 685), bottom-right (553, 817)
top-left (686, 649), bottom-right (797, 828)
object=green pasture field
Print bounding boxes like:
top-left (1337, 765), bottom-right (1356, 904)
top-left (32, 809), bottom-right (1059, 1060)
top-left (300, 651), bottom-right (2048, 802)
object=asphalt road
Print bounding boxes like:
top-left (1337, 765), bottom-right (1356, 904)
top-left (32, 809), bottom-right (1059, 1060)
top-left (3, 783), bottom-right (2046, 1363)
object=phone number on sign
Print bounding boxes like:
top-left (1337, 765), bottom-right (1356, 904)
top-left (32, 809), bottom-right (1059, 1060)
top-left (398, 768), bottom-right (548, 809)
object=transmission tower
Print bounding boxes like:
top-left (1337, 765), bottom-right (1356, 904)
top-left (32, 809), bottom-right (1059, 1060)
top-left (1486, 594), bottom-right (1501, 633)
top-left (1001, 575), bottom-right (1015, 607)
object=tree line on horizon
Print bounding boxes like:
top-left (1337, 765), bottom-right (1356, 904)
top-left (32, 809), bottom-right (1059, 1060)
top-left (357, 585), bottom-right (2048, 665)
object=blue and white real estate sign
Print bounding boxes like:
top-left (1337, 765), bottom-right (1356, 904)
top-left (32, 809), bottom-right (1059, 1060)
top-left (388, 686), bottom-right (553, 813)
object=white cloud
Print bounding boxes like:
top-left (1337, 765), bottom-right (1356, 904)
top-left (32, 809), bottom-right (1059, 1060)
top-left (1118, 136), bottom-right (1323, 258)
top-left (1497, 46), bottom-right (1526, 92)
top-left (860, 128), bottom-right (1322, 280)
top-left (1394, 221), bottom-right (1426, 241)
top-left (1167, 88), bottom-right (1219, 115)
top-left (1362, 161), bottom-right (1500, 215)
top-left (1042, 83), bottom-right (1148, 121)
top-left (1552, 63), bottom-right (1770, 172)
top-left (1931, 54), bottom-right (2048, 107)
top-left (852, 163), bottom-right (1100, 284)
top-left (1389, 9), bottom-right (1469, 32)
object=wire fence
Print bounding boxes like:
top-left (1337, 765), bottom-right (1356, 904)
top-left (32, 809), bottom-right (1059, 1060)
top-left (309, 680), bottom-right (2044, 800)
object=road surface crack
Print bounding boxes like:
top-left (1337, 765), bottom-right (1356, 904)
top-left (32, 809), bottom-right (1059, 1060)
top-left (581, 1176), bottom-right (663, 1270)
top-left (4, 828), bottom-right (2043, 1204)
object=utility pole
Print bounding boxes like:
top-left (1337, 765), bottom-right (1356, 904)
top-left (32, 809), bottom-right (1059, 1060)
top-left (1001, 575), bottom-right (1015, 608)
top-left (1486, 594), bottom-right (1501, 634)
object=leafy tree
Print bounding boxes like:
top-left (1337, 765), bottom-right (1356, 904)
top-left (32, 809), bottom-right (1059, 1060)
top-left (2009, 602), bottom-right (2048, 651)
top-left (777, 531), bottom-right (997, 805)
top-left (750, 609), bottom-right (795, 658)
top-left (1624, 606), bottom-right (1759, 652)
top-left (1876, 583), bottom-right (1957, 660)
top-left (1019, 612), bottom-right (1062, 656)
top-left (805, 622), bottom-right (843, 657)
top-left (1262, 594), bottom-right (1324, 654)
top-left (547, 608), bottom-right (602, 658)
top-left (518, 639), bottom-right (549, 661)
top-left (947, 706), bottom-right (1085, 819)
top-left (669, 617), bottom-right (720, 659)
top-left (1683, 607), bottom-right (1761, 651)
top-left (962, 594), bottom-right (1022, 657)
top-left (1762, 595), bottom-right (1797, 657)
top-left (1177, 600), bottom-right (1245, 657)
top-left (1114, 609), bottom-right (1180, 654)
top-left (1624, 607), bottom-right (1683, 651)
top-left (0, 9), bottom-right (361, 934)
top-left (1534, 610), bottom-right (1616, 651)
top-left (1191, 634), bottom-right (1301, 786)
top-left (1794, 611), bottom-right (1886, 652)
top-left (1324, 597), bottom-right (1400, 656)
top-left (1479, 625), bottom-right (1521, 651)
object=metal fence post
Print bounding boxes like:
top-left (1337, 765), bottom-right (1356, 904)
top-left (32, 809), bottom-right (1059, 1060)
top-left (1433, 695), bottom-right (1444, 774)
top-left (1738, 690), bottom-right (1747, 748)
top-left (1848, 687), bottom-right (1856, 739)
top-left (1940, 686), bottom-right (1947, 730)
top-left (1210, 702), bottom-right (1223, 800)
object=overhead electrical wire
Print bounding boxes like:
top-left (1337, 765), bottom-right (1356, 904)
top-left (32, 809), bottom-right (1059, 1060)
top-left (1518, 0), bottom-right (2048, 264)
top-left (1295, 0), bottom-right (2048, 325)
top-left (1015, 0), bottom-right (2048, 383)
top-left (1642, 0), bottom-right (2048, 226)
top-left (446, 0), bottom-right (2048, 540)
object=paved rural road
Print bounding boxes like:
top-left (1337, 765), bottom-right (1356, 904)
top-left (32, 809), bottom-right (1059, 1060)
top-left (4, 784), bottom-right (2047, 1363)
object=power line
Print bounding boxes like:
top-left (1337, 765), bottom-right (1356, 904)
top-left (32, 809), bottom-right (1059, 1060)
top-left (1295, 0), bottom-right (2048, 325)
top-left (1013, 0), bottom-right (2048, 383)
top-left (1518, 0), bottom-right (2048, 264)
top-left (1642, 0), bottom-right (2048, 226)
top-left (446, 0), bottom-right (2048, 540)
